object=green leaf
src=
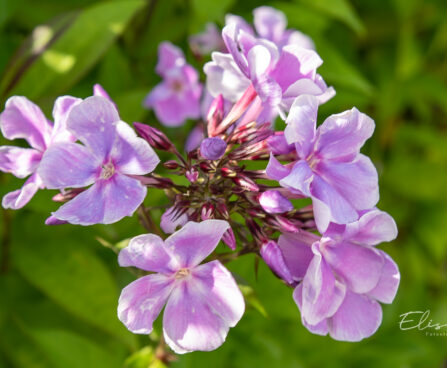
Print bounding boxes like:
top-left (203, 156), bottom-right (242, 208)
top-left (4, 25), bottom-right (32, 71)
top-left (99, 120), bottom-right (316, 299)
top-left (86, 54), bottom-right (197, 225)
top-left (192, 0), bottom-right (235, 22)
top-left (25, 328), bottom-right (121, 368)
top-left (295, 0), bottom-right (365, 36)
top-left (2, 0), bottom-right (145, 100)
top-left (13, 220), bottom-right (136, 348)
top-left (238, 284), bottom-right (268, 318)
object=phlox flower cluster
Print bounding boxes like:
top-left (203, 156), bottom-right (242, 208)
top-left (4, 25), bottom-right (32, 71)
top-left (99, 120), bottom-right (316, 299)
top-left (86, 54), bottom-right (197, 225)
top-left (0, 6), bottom-right (399, 354)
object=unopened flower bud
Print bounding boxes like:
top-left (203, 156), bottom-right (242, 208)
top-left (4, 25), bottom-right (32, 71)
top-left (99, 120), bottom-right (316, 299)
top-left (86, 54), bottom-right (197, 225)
top-left (163, 160), bottom-right (181, 170)
top-left (201, 203), bottom-right (215, 220)
top-left (259, 190), bottom-right (294, 214)
top-left (52, 188), bottom-right (84, 202)
top-left (134, 122), bottom-right (174, 151)
top-left (200, 137), bottom-right (227, 160)
top-left (233, 174), bottom-right (259, 192)
top-left (222, 228), bottom-right (236, 250)
top-left (207, 94), bottom-right (225, 137)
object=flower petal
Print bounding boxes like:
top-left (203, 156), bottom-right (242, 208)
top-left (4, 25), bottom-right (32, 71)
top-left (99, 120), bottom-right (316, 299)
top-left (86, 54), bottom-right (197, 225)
top-left (299, 243), bottom-right (346, 325)
top-left (293, 283), bottom-right (329, 336)
top-left (310, 174), bottom-right (359, 230)
top-left (284, 94), bottom-right (318, 157)
top-left (328, 290), bottom-right (382, 342)
top-left (192, 260), bottom-right (245, 328)
top-left (204, 53), bottom-right (251, 102)
top-left (51, 96), bottom-right (81, 143)
top-left (277, 231), bottom-right (316, 281)
top-left (67, 96), bottom-right (120, 159)
top-left (0, 96), bottom-right (51, 150)
top-left (253, 6), bottom-right (287, 43)
top-left (118, 274), bottom-right (174, 334)
top-left (2, 173), bottom-right (43, 209)
top-left (165, 220), bottom-right (230, 268)
top-left (316, 154), bottom-right (379, 212)
top-left (344, 209), bottom-right (398, 246)
top-left (0, 146), bottom-right (42, 178)
top-left (260, 240), bottom-right (294, 283)
top-left (163, 264), bottom-right (242, 354)
top-left (265, 153), bottom-right (292, 181)
top-left (52, 174), bottom-right (146, 225)
top-left (111, 121), bottom-right (160, 175)
top-left (323, 240), bottom-right (384, 294)
top-left (38, 142), bottom-right (99, 189)
top-left (118, 234), bottom-right (179, 273)
top-left (367, 251), bottom-right (400, 304)
top-left (156, 42), bottom-right (185, 77)
top-left (315, 108), bottom-right (375, 161)
top-left (279, 160), bottom-right (313, 197)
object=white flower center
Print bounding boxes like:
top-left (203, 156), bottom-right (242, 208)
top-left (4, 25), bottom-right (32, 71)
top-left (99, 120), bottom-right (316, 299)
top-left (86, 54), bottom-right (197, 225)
top-left (100, 162), bottom-right (115, 180)
top-left (175, 268), bottom-right (191, 279)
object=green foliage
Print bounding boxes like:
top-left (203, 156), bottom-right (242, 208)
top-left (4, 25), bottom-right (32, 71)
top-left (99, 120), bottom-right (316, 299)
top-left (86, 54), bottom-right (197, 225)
top-left (1, 0), bottom-right (447, 367)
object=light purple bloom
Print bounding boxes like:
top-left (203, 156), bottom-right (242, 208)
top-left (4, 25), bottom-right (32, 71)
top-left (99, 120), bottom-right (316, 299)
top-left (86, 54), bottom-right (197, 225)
top-left (268, 95), bottom-right (379, 232)
top-left (185, 124), bottom-right (205, 153)
top-left (200, 137), bottom-right (227, 160)
top-left (279, 210), bottom-right (399, 341)
top-left (144, 42), bottom-right (202, 127)
top-left (204, 23), bottom-right (334, 118)
top-left (38, 96), bottom-right (160, 225)
top-left (0, 95), bottom-right (81, 209)
top-left (189, 23), bottom-right (225, 55)
top-left (226, 6), bottom-right (315, 51)
top-left (118, 220), bottom-right (245, 354)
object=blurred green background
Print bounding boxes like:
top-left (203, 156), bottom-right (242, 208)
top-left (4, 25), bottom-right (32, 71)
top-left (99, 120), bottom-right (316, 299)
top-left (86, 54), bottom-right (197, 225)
top-left (0, 0), bottom-right (446, 367)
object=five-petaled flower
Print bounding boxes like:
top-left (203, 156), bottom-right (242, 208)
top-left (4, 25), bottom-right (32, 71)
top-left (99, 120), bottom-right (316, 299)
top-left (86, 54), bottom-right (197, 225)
top-left (279, 209), bottom-right (399, 341)
top-left (38, 95), bottom-right (160, 225)
top-left (0, 95), bottom-right (81, 209)
top-left (267, 94), bottom-right (379, 232)
top-left (118, 220), bottom-right (245, 354)
top-left (144, 42), bottom-right (202, 126)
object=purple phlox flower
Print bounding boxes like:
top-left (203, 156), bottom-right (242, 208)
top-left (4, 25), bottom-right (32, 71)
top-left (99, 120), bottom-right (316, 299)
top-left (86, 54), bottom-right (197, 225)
top-left (226, 6), bottom-right (315, 51)
top-left (259, 190), bottom-right (293, 214)
top-left (279, 210), bottom-right (399, 341)
top-left (0, 95), bottom-right (81, 209)
top-left (204, 22), bottom-right (334, 119)
top-left (267, 94), bottom-right (379, 232)
top-left (267, 131), bottom-right (295, 155)
top-left (189, 23), bottom-right (225, 56)
top-left (118, 220), bottom-right (245, 353)
top-left (144, 42), bottom-right (202, 126)
top-left (200, 137), bottom-right (227, 160)
top-left (38, 96), bottom-right (160, 225)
